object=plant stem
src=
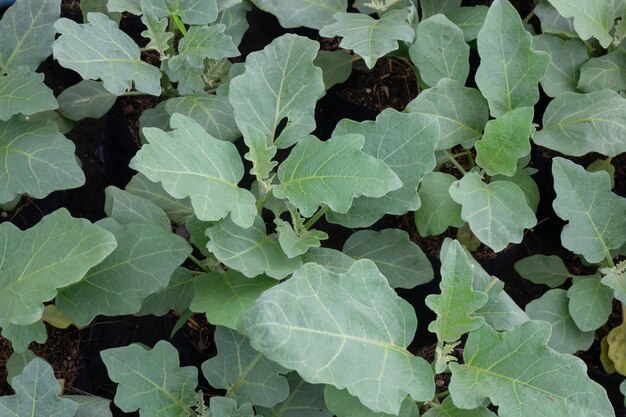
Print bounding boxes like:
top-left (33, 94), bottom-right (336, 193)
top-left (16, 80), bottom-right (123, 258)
top-left (304, 206), bottom-right (328, 229)
top-left (436, 390), bottom-right (449, 400)
top-left (523, 10), bottom-right (535, 24)
top-left (172, 13), bottom-right (187, 36)
top-left (443, 150), bottom-right (467, 175)
top-left (188, 254), bottom-right (208, 272)
top-left (256, 190), bottom-right (272, 212)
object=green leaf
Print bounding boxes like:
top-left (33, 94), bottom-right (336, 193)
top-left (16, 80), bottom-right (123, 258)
top-left (327, 109), bottom-right (438, 228)
top-left (101, 341), bottom-right (199, 417)
top-left (256, 373), bottom-right (331, 417)
top-left (449, 321), bottom-right (615, 417)
top-left (250, 0), bottom-right (346, 30)
top-left (107, 0), bottom-right (142, 14)
top-left (104, 186), bottom-right (171, 230)
top-left (274, 134), bottom-right (401, 217)
top-left (126, 173), bottom-right (194, 224)
top-left (588, 158), bottom-right (616, 188)
top-left (53, 13), bottom-right (162, 96)
top-left (300, 247), bottom-right (355, 274)
top-left (139, 0), bottom-right (219, 25)
top-left (535, 0), bottom-right (577, 38)
top-left (342, 229), bottom-right (433, 289)
top-left (601, 261), bottom-right (626, 304)
top-left (56, 80), bottom-right (116, 121)
top-left (275, 219), bottom-right (327, 258)
top-left (0, 209), bottom-right (116, 327)
top-left (0, 358), bottom-right (78, 417)
top-left (239, 260), bottom-right (435, 415)
top-left (552, 157), bottom-right (626, 263)
top-left (229, 34), bottom-right (324, 179)
top-left (324, 387), bottom-right (419, 417)
top-left (56, 222), bottom-right (191, 326)
top-left (314, 50), bottom-right (353, 90)
top-left (405, 78), bottom-right (489, 150)
top-left (421, 0), bottom-right (461, 18)
top-left (579, 47), bottom-right (626, 93)
top-left (320, 10), bottom-right (414, 69)
top-left (2, 321), bottom-right (47, 353)
top-left (190, 270), bottom-right (277, 329)
top-left (162, 59), bottom-right (204, 95)
top-left (0, 71), bottom-right (57, 121)
top-left (140, 13), bottom-right (173, 59)
top-left (475, 107), bottom-right (534, 177)
top-left (208, 397), bottom-right (256, 417)
top-left (202, 327), bottom-right (289, 407)
top-left (410, 15), bottom-right (469, 87)
top-left (545, 0), bottom-right (614, 47)
top-left (475, 0), bottom-right (549, 117)
top-left (426, 240), bottom-right (488, 343)
top-left (164, 94), bottom-right (240, 142)
top-left (81, 0), bottom-right (122, 23)
top-left (68, 396), bottom-right (113, 417)
top-left (423, 396), bottom-right (496, 417)
top-left (131, 113), bottom-right (257, 228)
top-left (414, 172), bottom-right (464, 236)
top-left (218, 1), bottom-right (251, 46)
top-left (0, 118), bottom-right (85, 204)
top-left (532, 34), bottom-right (588, 98)
top-left (5, 350), bottom-right (37, 384)
top-left (138, 268), bottom-right (197, 316)
top-left (525, 289), bottom-right (594, 354)
top-left (449, 173), bottom-right (537, 252)
top-left (534, 90), bottom-right (626, 157)
top-left (0, 0), bottom-right (60, 71)
top-left (169, 25), bottom-right (239, 69)
top-left (445, 6), bottom-right (489, 42)
top-left (514, 254), bottom-right (570, 287)
top-left (567, 275), bottom-right (613, 331)
top-left (206, 216), bottom-right (302, 279)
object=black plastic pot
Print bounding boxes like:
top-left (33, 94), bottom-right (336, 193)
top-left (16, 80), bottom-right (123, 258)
top-left (0, 191), bottom-right (67, 230)
top-left (100, 100), bottom-right (140, 189)
top-left (314, 89), bottom-right (380, 140)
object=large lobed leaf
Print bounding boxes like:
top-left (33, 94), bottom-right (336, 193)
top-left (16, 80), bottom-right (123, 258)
top-left (239, 260), bottom-right (434, 415)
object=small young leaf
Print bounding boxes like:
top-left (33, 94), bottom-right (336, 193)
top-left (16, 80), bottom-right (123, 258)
top-left (324, 386), bottom-right (419, 417)
top-left (0, 71), bottom-right (57, 121)
top-left (256, 373), bottom-right (331, 417)
top-left (415, 172), bottom-right (464, 236)
top-left (423, 396), bottom-right (496, 417)
top-left (275, 219), bottom-right (328, 258)
top-left (514, 254), bottom-right (570, 287)
top-left (532, 34), bottom-right (588, 97)
top-left (101, 341), bottom-right (199, 417)
top-left (475, 107), bottom-right (534, 177)
top-left (545, 0), bottom-right (614, 47)
top-left (202, 327), bottom-right (289, 407)
top-left (250, 0), bottom-right (347, 30)
top-left (579, 47), bottom-right (626, 93)
top-left (449, 321), bottom-right (615, 417)
top-left (140, 13), bottom-right (173, 58)
top-left (552, 157), bottom-right (626, 263)
top-left (567, 275), bottom-right (613, 332)
top-left (169, 25), bottom-right (238, 69)
top-left (525, 289), bottom-right (594, 354)
top-left (410, 14), bottom-right (469, 87)
top-left (162, 59), bottom-right (205, 95)
top-left (104, 186), bottom-right (171, 230)
top-left (476, 0), bottom-right (549, 117)
top-left (601, 261), bottom-right (626, 304)
top-left (56, 80), bottom-right (116, 121)
top-left (239, 260), bottom-right (435, 415)
top-left (320, 10), bottom-right (414, 69)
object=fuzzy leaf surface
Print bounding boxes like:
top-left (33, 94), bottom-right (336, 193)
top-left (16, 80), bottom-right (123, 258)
top-left (320, 10), bottom-right (414, 69)
top-left (579, 47), bottom-right (626, 93)
top-left (449, 321), bottom-right (614, 417)
top-left (169, 25), bottom-right (238, 68)
top-left (53, 13), bottom-right (162, 95)
top-left (56, 80), bottom-right (116, 121)
top-left (2, 321), bottom-right (47, 353)
top-left (534, 90), bottom-right (626, 157)
top-left (131, 114), bottom-right (256, 228)
top-left (275, 219), bottom-right (327, 258)
top-left (138, 268), bottom-right (197, 316)
top-left (552, 157), bottom-right (626, 263)
top-left (514, 254), bottom-right (570, 287)
top-left (476, 0), bottom-right (549, 117)
top-left (545, 0), bottom-right (614, 47)
top-left (139, 0), bottom-right (218, 25)
top-left (208, 397), bottom-right (256, 417)
top-left (274, 134), bottom-right (401, 217)
top-left (567, 275), bottom-right (613, 332)
top-left (125, 173), bottom-right (194, 224)
top-left (140, 13), bottom-right (173, 58)
top-left (445, 6), bottom-right (489, 42)
top-left (104, 186), bottom-right (171, 230)
top-left (250, 0), bottom-right (346, 30)
top-left (0, 71), bottom-right (57, 121)
top-left (532, 35), bottom-right (587, 98)
top-left (314, 50), bottom-right (353, 90)
top-left (164, 94), bottom-right (239, 142)
top-left (239, 260), bottom-right (434, 415)
top-left (414, 172), bottom-right (464, 236)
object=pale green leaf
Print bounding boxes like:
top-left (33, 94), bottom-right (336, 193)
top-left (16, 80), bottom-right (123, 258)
top-left (410, 15), bottom-right (469, 87)
top-left (162, 59), bottom-right (204, 95)
top-left (314, 50), bottom-right (353, 90)
top-left (414, 172), bottom-right (464, 236)
top-left (56, 80), bottom-right (116, 121)
top-left (275, 219), bottom-right (327, 258)
top-left (202, 326), bottom-right (289, 407)
top-left (525, 289), bottom-right (594, 354)
top-left (107, 0), bottom-right (142, 14)
top-left (324, 387), bottom-right (419, 417)
top-left (256, 373), bottom-right (331, 417)
top-left (139, 0), bottom-right (219, 25)
top-left (532, 34), bottom-right (588, 97)
top-left (250, 0), bottom-right (346, 30)
top-left (0, 71), bottom-right (57, 121)
top-left (169, 25), bottom-right (238, 69)
top-left (56, 221), bottom-right (191, 326)
top-left (67, 396), bottom-right (113, 417)
top-left (125, 173), bottom-right (194, 224)
top-left (545, 0), bottom-right (614, 47)
top-left (552, 157), bottom-right (626, 263)
top-left (53, 13), bottom-right (162, 96)
top-left (138, 268), bottom-right (198, 316)
top-left (206, 216), bottom-right (302, 279)
top-left (5, 350), bottom-right (37, 384)
top-left (0, 209), bottom-right (116, 327)
top-left (579, 47), bottom-right (626, 93)
top-left (0, 358), bottom-right (78, 417)
top-left (208, 397), bottom-right (256, 417)
top-left (449, 173), bottom-right (537, 252)
top-left (104, 185), bottom-right (171, 230)
top-left (534, 90), bottom-right (626, 157)
top-left (449, 321), bottom-right (614, 417)
top-left (343, 229), bottom-right (433, 289)
top-left (423, 396), bottom-right (496, 417)
top-left (239, 260), bottom-right (435, 415)
top-left (190, 270), bottom-right (277, 329)
top-left (421, 0), bottom-right (461, 18)
top-left (81, 0), bottom-right (121, 23)
top-left (0, 118), bottom-right (85, 204)
top-left (445, 6), bottom-right (488, 42)
top-left (0, 0), bottom-right (60, 71)
top-left (475, 107), bottom-right (534, 177)
top-left (140, 13), bottom-right (173, 58)
top-left (588, 158), bottom-right (616, 188)
top-left (567, 275), bottom-right (613, 331)
top-left (426, 240), bottom-right (488, 342)
top-left (514, 254), bottom-right (570, 287)
top-left (327, 109), bottom-right (438, 227)
top-left (1, 321), bottom-right (47, 353)
top-left (601, 261), bottom-right (626, 304)
top-left (130, 113), bottom-right (257, 228)
top-left (229, 34), bottom-right (324, 179)
top-left (535, 0), bottom-right (577, 38)
top-left (300, 247), bottom-right (355, 274)
top-left (101, 341), bottom-right (199, 417)
top-left (218, 1), bottom-right (251, 46)
top-left (491, 166), bottom-right (540, 212)
top-left (405, 78), bottom-right (489, 150)
top-left (475, 0), bottom-right (549, 117)
top-left (320, 10), bottom-right (414, 69)
top-left (274, 134), bottom-right (401, 217)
